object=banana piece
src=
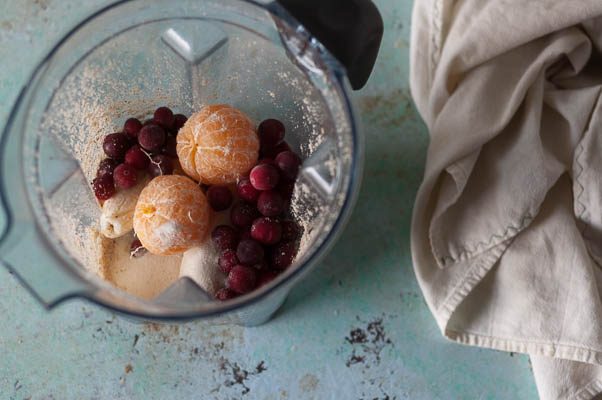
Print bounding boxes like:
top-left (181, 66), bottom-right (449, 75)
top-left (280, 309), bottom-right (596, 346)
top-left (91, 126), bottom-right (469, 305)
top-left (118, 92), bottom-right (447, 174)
top-left (179, 241), bottom-right (225, 296)
top-left (100, 176), bottom-right (149, 238)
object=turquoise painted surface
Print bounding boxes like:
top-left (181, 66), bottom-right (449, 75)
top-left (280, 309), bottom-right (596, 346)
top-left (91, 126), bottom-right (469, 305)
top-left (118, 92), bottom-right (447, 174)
top-left (0, 1), bottom-right (539, 399)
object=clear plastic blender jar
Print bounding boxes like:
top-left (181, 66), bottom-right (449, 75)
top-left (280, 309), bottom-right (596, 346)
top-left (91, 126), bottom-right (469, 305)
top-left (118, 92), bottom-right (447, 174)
top-left (0, 0), bottom-right (381, 325)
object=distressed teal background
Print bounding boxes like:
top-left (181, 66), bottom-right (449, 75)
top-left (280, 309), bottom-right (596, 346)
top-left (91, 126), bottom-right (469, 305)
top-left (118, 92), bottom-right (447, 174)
top-left (0, 0), bottom-right (539, 399)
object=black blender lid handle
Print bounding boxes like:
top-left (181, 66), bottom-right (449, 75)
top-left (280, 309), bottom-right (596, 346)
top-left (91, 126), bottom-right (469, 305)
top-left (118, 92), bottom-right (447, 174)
top-left (278, 0), bottom-right (383, 90)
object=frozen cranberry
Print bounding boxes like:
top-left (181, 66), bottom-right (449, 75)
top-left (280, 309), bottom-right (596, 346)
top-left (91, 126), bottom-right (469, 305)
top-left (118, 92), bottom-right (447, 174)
top-left (173, 114), bottom-right (188, 131)
top-left (130, 238), bottom-right (147, 258)
top-left (162, 135), bottom-right (177, 157)
top-left (218, 249), bottom-right (239, 274)
top-left (270, 241), bottom-right (296, 270)
top-left (251, 217), bottom-right (282, 245)
top-left (153, 106), bottom-right (175, 129)
top-left (230, 202), bottom-right (259, 228)
top-left (123, 118), bottom-right (143, 138)
top-left (236, 239), bottom-right (264, 265)
top-left (252, 259), bottom-right (269, 271)
top-left (281, 220), bottom-right (300, 242)
top-left (97, 158), bottom-right (117, 178)
top-left (138, 124), bottom-right (166, 152)
top-left (261, 140), bottom-right (291, 159)
top-left (148, 154), bottom-right (173, 177)
top-left (215, 287), bottom-right (238, 301)
top-left (103, 132), bottom-right (131, 160)
top-left (92, 174), bottom-right (115, 201)
top-left (207, 186), bottom-right (233, 211)
top-left (257, 190), bottom-right (285, 217)
top-left (227, 265), bottom-right (257, 294)
top-left (258, 119), bottom-right (285, 148)
top-left (275, 151), bottom-right (301, 181)
top-left (257, 270), bottom-right (279, 286)
top-left (237, 178), bottom-right (259, 203)
top-left (124, 145), bottom-right (150, 170)
top-left (212, 225), bottom-right (239, 250)
top-left (113, 163), bottom-right (137, 189)
top-left (250, 164), bottom-right (280, 191)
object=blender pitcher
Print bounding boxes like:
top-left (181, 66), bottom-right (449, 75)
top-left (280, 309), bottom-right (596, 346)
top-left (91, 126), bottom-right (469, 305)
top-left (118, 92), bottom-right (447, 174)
top-left (0, 0), bottom-right (382, 325)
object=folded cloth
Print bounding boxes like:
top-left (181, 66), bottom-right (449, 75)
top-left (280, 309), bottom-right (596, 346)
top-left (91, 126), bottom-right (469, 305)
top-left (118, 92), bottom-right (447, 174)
top-left (410, 1), bottom-right (602, 398)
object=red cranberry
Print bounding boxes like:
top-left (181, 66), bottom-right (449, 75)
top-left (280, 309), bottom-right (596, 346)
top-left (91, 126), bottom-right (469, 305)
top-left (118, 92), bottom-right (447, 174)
top-left (227, 265), bottom-right (258, 294)
top-left (124, 145), bottom-right (150, 170)
top-left (270, 241), bottom-right (297, 270)
top-left (130, 238), bottom-right (147, 258)
top-left (207, 186), bottom-right (233, 212)
top-left (153, 106), bottom-right (175, 129)
top-left (173, 114), bottom-right (188, 131)
top-left (162, 136), bottom-right (177, 157)
top-left (258, 119), bottom-right (285, 148)
top-left (211, 225), bottom-right (239, 250)
top-left (230, 202), bottom-right (259, 228)
top-left (281, 220), bottom-right (300, 242)
top-left (97, 158), bottom-right (117, 178)
top-left (251, 217), bottom-right (282, 245)
top-left (103, 132), bottom-right (131, 160)
top-left (148, 154), bottom-right (173, 177)
top-left (261, 141), bottom-right (291, 159)
top-left (236, 239), bottom-right (264, 265)
top-left (215, 287), bottom-right (238, 301)
top-left (275, 151), bottom-right (301, 181)
top-left (257, 190), bottom-right (285, 217)
top-left (218, 249), bottom-right (239, 274)
top-left (138, 124), bottom-right (166, 152)
top-left (250, 164), bottom-right (280, 191)
top-left (92, 174), bottom-right (115, 201)
top-left (124, 118), bottom-right (143, 138)
top-left (252, 259), bottom-right (269, 271)
top-left (113, 163), bottom-right (138, 189)
top-left (257, 270), bottom-right (279, 286)
top-left (237, 178), bottom-right (259, 203)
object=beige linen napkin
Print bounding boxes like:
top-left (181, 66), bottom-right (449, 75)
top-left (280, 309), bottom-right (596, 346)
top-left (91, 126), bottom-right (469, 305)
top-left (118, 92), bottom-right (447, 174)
top-left (410, 1), bottom-right (602, 398)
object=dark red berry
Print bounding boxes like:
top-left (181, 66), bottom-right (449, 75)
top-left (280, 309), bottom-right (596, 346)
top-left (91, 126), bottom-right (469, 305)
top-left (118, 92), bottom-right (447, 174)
top-left (218, 249), bottom-right (239, 274)
top-left (236, 239), bottom-right (264, 265)
top-left (281, 220), bottom-right (300, 242)
top-left (97, 158), bottom-right (117, 178)
top-left (138, 124), bottom-right (166, 152)
top-left (257, 190), bottom-right (285, 217)
top-left (258, 119), bottom-right (285, 148)
top-left (125, 145), bottom-right (150, 170)
top-left (257, 270), bottom-right (279, 286)
top-left (211, 225), bottom-right (239, 250)
top-left (92, 174), bottom-right (115, 201)
top-left (250, 164), bottom-right (280, 191)
top-left (148, 154), bottom-right (174, 177)
top-left (261, 141), bottom-right (291, 159)
top-left (277, 181), bottom-right (295, 202)
top-left (275, 151), bottom-right (301, 181)
top-left (173, 114), bottom-right (188, 131)
top-left (162, 135), bottom-right (177, 157)
top-left (239, 229), bottom-right (252, 241)
top-left (215, 287), bottom-right (237, 301)
top-left (113, 163), bottom-right (138, 189)
top-left (153, 106), bottom-right (175, 129)
top-left (103, 132), bottom-right (131, 160)
top-left (252, 259), bottom-right (269, 271)
top-left (130, 238), bottom-right (147, 258)
top-left (124, 118), bottom-right (143, 138)
top-left (237, 178), bottom-right (260, 203)
top-left (143, 119), bottom-right (155, 126)
top-left (251, 217), bottom-right (282, 245)
top-left (270, 241), bottom-right (297, 270)
top-left (227, 265), bottom-right (258, 294)
top-left (257, 158), bottom-right (276, 166)
top-left (207, 186), bottom-right (233, 212)
top-left (230, 202), bottom-right (259, 228)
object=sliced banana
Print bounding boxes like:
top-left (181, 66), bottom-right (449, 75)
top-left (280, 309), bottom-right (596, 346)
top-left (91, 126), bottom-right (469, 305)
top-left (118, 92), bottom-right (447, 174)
top-left (179, 241), bottom-right (225, 296)
top-left (100, 176), bottom-right (149, 238)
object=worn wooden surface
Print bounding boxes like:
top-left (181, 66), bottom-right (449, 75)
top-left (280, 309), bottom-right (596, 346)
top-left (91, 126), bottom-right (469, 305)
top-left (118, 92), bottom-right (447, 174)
top-left (0, 0), bottom-right (538, 399)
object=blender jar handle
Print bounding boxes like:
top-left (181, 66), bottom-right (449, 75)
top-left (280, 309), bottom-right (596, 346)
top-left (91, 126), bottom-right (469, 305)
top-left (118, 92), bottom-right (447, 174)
top-left (277, 0), bottom-right (383, 90)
